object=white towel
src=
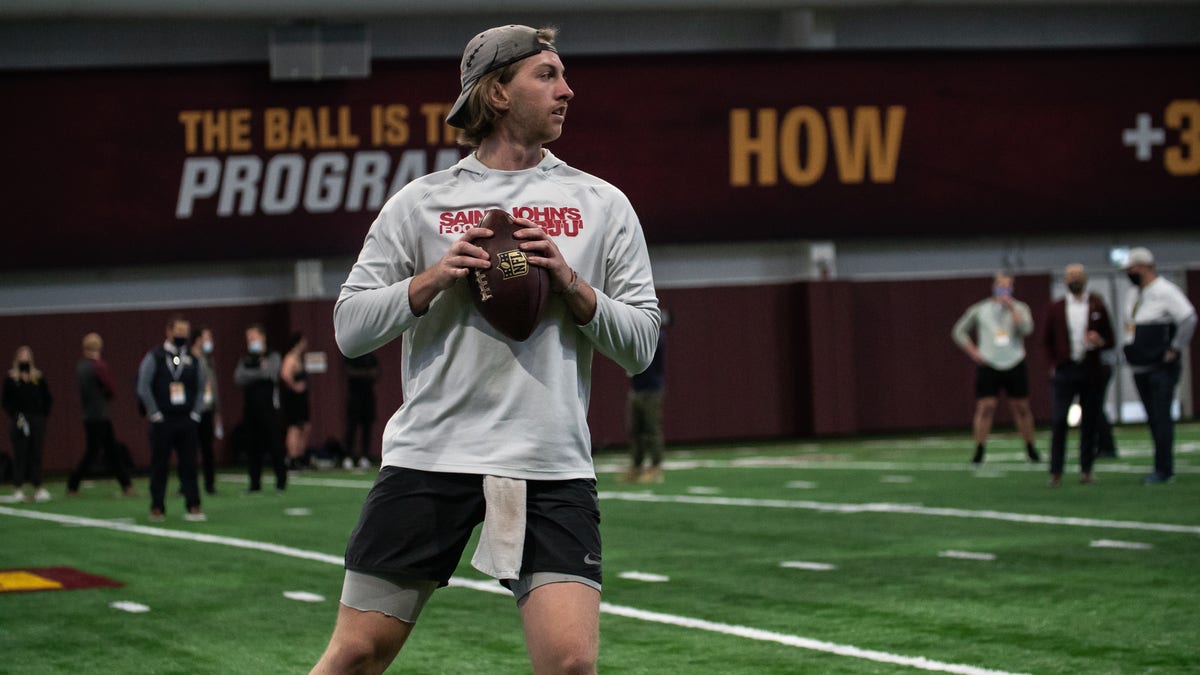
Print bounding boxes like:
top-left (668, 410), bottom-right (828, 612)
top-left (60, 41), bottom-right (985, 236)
top-left (470, 476), bottom-right (527, 580)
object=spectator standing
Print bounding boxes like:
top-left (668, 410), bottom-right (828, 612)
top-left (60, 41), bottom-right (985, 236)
top-left (342, 352), bottom-right (379, 470)
top-left (1040, 264), bottom-right (1115, 486)
top-left (234, 324), bottom-right (287, 492)
top-left (3, 346), bottom-right (52, 503)
top-left (280, 331), bottom-right (312, 470)
top-left (190, 326), bottom-right (223, 495)
top-left (1120, 247), bottom-right (1197, 484)
top-left (135, 315), bottom-right (206, 522)
top-left (952, 273), bottom-right (1040, 465)
top-left (622, 315), bottom-right (667, 484)
top-left (68, 333), bottom-right (135, 497)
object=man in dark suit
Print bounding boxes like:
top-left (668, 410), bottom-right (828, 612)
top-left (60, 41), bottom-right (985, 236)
top-left (1041, 264), bottom-right (1115, 486)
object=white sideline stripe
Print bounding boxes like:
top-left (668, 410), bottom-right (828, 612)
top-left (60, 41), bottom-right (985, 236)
top-left (597, 603), bottom-right (1024, 675)
top-left (0, 506), bottom-right (345, 566)
top-left (1, 505), bottom-right (1026, 675)
top-left (448, 578), bottom-right (1026, 675)
top-left (597, 492), bottom-right (1200, 535)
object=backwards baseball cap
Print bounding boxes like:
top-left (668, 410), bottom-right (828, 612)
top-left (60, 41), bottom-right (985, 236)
top-left (1122, 246), bottom-right (1155, 269)
top-left (446, 25), bottom-right (557, 129)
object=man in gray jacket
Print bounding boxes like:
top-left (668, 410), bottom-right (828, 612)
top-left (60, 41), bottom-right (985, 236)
top-left (953, 273), bottom-right (1040, 465)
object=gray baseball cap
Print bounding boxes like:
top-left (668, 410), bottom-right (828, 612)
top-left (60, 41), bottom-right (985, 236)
top-left (446, 25), bottom-right (558, 129)
top-left (1122, 246), bottom-right (1155, 269)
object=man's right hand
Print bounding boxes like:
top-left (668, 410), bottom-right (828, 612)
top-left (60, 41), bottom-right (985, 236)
top-left (409, 226), bottom-right (494, 316)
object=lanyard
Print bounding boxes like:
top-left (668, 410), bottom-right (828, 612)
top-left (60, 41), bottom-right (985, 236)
top-left (165, 351), bottom-right (186, 381)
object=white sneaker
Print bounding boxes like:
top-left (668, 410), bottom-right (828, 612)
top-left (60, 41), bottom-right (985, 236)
top-left (34, 488), bottom-right (52, 502)
top-left (12, 489), bottom-right (26, 502)
top-left (342, 457), bottom-right (354, 470)
top-left (357, 457), bottom-right (372, 469)
top-left (183, 509), bottom-right (207, 522)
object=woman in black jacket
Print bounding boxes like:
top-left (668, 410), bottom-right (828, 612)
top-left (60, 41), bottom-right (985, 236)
top-left (4, 345), bottom-right (53, 502)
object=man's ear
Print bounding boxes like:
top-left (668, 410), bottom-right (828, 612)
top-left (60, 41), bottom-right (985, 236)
top-left (486, 80), bottom-right (510, 112)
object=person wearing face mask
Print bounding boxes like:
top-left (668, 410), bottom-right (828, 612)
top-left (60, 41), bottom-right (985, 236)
top-left (234, 323), bottom-right (287, 493)
top-left (68, 333), bottom-right (135, 498)
top-left (1040, 264), bottom-right (1115, 486)
top-left (135, 315), bottom-right (206, 521)
top-left (190, 326), bottom-right (222, 495)
top-left (3, 345), bottom-right (53, 503)
top-left (1120, 247), bottom-right (1197, 484)
top-left (953, 272), bottom-right (1040, 465)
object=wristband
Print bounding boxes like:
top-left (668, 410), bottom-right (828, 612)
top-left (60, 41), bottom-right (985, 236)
top-left (557, 269), bottom-right (580, 296)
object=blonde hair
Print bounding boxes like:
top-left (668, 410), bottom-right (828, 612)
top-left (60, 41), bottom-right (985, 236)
top-left (83, 332), bottom-right (103, 353)
top-left (455, 27), bottom-right (559, 148)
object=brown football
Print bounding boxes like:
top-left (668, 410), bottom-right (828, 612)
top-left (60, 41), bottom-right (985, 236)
top-left (466, 209), bottom-right (550, 341)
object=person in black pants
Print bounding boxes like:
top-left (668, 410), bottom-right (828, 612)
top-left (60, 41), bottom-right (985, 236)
top-left (68, 332), bottom-right (135, 497)
top-left (1040, 264), bottom-right (1115, 487)
top-left (234, 323), bottom-right (287, 492)
top-left (190, 326), bottom-right (223, 495)
top-left (136, 315), bottom-right (206, 522)
top-left (4, 345), bottom-right (53, 503)
top-left (342, 352), bottom-right (379, 470)
top-left (1120, 248), bottom-right (1197, 484)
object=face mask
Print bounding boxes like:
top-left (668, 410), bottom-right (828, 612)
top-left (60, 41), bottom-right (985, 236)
top-left (17, 361), bottom-right (30, 373)
top-left (1066, 281), bottom-right (1085, 295)
top-left (202, 340), bottom-right (214, 354)
top-left (249, 340), bottom-right (265, 354)
top-left (1127, 272), bottom-right (1142, 287)
top-left (993, 286), bottom-right (1012, 299)
top-left (173, 336), bottom-right (189, 350)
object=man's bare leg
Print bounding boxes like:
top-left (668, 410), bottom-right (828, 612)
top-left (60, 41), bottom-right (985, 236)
top-left (519, 582), bottom-right (600, 675)
top-left (311, 604), bottom-right (415, 675)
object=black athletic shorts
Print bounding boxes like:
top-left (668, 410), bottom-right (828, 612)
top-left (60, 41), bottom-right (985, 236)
top-left (344, 466), bottom-right (602, 589)
top-left (975, 360), bottom-right (1030, 398)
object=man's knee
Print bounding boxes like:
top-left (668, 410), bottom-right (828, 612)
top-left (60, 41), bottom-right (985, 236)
top-left (975, 398), bottom-right (998, 415)
top-left (533, 641), bottom-right (597, 675)
top-left (316, 625), bottom-right (405, 675)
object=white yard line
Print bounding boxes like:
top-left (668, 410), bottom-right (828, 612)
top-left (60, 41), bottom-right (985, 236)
top-left (233, 473), bottom-right (1200, 534)
top-left (0, 505), bottom-right (1027, 675)
top-left (597, 492), bottom-right (1200, 535)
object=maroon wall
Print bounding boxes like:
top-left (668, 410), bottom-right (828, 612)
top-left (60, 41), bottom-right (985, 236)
top-left (4, 49), bottom-right (1198, 271)
top-left (3, 270), bottom-right (1193, 474)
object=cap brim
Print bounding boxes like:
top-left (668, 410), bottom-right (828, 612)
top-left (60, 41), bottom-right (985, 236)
top-left (446, 79), bottom-right (476, 129)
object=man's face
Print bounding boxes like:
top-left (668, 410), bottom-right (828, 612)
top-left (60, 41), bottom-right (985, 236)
top-left (246, 328), bottom-right (263, 348)
top-left (1064, 265), bottom-right (1086, 288)
top-left (498, 50), bottom-right (573, 145)
top-left (168, 321), bottom-right (190, 340)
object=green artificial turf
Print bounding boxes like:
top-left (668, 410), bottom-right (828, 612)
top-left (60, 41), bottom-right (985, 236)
top-left (1, 423), bottom-right (1197, 673)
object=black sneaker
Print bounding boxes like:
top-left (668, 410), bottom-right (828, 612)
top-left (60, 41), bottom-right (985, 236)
top-left (1026, 447), bottom-right (1041, 463)
top-left (971, 447), bottom-right (985, 464)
